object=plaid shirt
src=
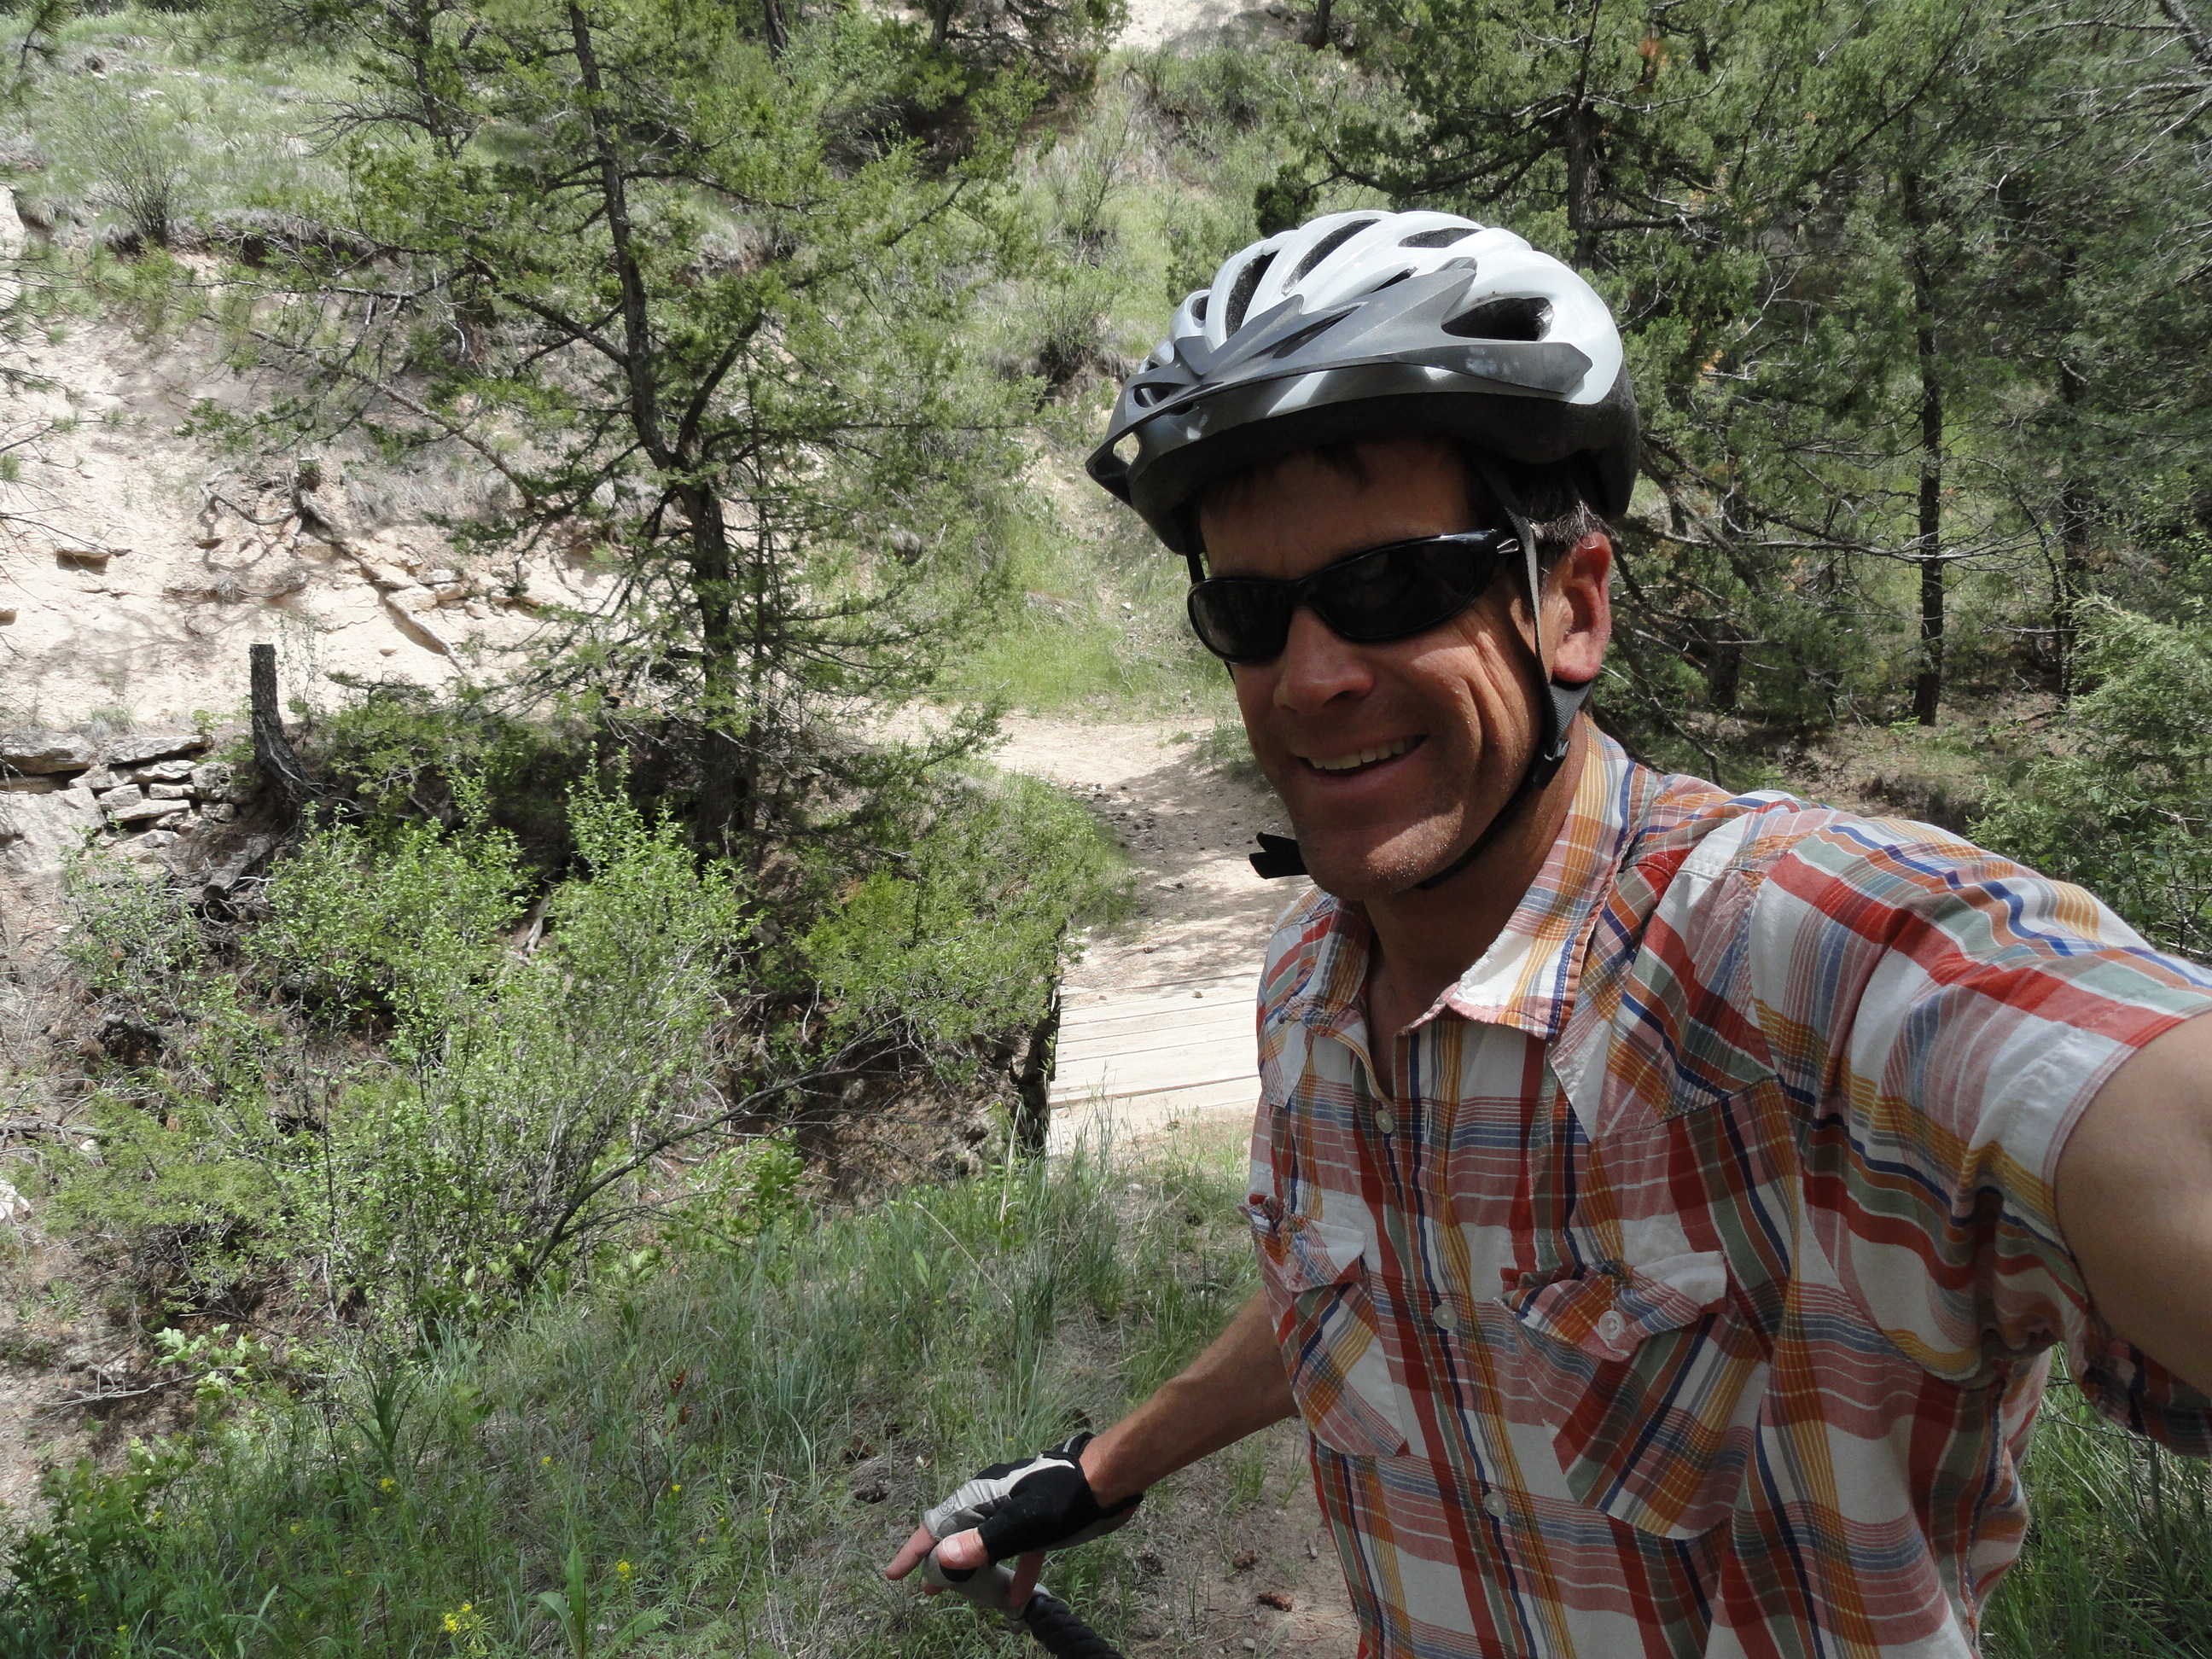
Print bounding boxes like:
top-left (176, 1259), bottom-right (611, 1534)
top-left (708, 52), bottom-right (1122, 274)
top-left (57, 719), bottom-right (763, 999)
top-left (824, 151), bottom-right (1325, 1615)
top-left (1248, 732), bottom-right (2212, 1658)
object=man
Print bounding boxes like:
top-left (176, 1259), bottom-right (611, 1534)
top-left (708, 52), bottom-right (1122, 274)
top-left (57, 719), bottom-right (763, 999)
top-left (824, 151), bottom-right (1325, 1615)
top-left (886, 211), bottom-right (2212, 1656)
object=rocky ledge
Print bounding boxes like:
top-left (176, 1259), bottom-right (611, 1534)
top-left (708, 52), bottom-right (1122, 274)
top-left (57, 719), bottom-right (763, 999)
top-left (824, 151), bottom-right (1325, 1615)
top-left (0, 725), bottom-right (254, 904)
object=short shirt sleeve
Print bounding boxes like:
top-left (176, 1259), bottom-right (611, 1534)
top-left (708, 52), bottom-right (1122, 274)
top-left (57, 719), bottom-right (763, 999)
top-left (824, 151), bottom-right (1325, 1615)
top-left (1740, 816), bottom-right (2212, 1451)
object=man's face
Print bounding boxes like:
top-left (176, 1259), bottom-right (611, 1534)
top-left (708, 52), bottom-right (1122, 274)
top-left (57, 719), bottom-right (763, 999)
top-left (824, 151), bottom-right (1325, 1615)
top-left (1196, 439), bottom-right (1571, 901)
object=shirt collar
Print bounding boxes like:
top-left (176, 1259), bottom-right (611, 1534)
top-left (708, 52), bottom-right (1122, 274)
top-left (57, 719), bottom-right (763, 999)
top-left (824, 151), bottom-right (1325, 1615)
top-left (1282, 731), bottom-right (1653, 1044)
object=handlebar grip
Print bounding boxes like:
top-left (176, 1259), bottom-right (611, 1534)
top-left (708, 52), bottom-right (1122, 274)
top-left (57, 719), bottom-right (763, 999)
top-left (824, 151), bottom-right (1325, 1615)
top-left (920, 1549), bottom-right (1124, 1659)
top-left (1016, 1591), bottom-right (1123, 1659)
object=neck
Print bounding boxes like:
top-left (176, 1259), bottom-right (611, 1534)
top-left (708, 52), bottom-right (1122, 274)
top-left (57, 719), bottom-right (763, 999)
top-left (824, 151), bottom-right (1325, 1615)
top-left (1359, 719), bottom-right (1589, 1032)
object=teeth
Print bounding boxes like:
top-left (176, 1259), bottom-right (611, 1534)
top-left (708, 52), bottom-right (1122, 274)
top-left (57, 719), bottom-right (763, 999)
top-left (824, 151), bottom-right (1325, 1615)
top-left (1309, 737), bottom-right (1414, 772)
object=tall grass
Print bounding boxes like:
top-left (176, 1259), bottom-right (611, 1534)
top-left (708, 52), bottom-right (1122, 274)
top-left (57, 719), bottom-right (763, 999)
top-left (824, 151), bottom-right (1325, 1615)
top-left (1987, 1376), bottom-right (2212, 1657)
top-left (0, 1138), bottom-right (1255, 1657)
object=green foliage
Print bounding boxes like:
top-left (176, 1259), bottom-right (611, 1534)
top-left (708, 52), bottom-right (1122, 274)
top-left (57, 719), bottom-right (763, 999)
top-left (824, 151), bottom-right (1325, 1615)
top-left (52, 785), bottom-right (772, 1326)
top-left (231, 0), bottom-right (1046, 852)
top-left (1986, 1371), bottom-right (2212, 1658)
top-left (251, 808), bottom-right (526, 1054)
top-left (1310, 0), bottom-right (2212, 736)
top-left (1974, 603), bottom-right (2212, 958)
top-left (3, 1441), bottom-right (197, 1632)
top-left (0, 1145), bottom-right (1257, 1657)
top-left (802, 769), bottom-right (1130, 1058)
top-left (303, 679), bottom-right (593, 854)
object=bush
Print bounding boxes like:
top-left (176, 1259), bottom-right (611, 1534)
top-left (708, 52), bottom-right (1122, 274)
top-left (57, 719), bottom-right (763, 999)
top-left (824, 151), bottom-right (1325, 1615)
top-left (802, 769), bottom-right (1130, 1062)
top-left (69, 82), bottom-right (189, 247)
top-left (54, 786), bottom-right (771, 1327)
top-left (1973, 602), bottom-right (2212, 957)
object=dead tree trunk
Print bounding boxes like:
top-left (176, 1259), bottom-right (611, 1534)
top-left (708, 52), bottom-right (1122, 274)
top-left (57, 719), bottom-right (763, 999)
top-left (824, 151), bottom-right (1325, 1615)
top-left (249, 643), bottom-right (314, 806)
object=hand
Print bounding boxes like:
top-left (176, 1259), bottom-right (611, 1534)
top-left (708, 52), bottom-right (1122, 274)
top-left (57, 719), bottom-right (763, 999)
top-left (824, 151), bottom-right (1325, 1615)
top-left (882, 1434), bottom-right (1143, 1608)
top-left (882, 1522), bottom-right (1048, 1610)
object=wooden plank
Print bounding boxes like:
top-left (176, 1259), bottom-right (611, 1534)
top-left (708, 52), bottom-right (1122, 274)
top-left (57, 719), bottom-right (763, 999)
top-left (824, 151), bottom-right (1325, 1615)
top-left (1045, 1076), bottom-right (1261, 1155)
top-left (1051, 1045), bottom-right (1258, 1101)
top-left (1054, 1010), bottom-right (1254, 1064)
top-left (1062, 997), bottom-right (1255, 1037)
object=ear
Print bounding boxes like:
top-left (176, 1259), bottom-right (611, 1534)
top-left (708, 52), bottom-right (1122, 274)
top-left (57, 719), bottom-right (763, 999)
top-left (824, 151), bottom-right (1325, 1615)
top-left (1546, 532), bottom-right (1612, 685)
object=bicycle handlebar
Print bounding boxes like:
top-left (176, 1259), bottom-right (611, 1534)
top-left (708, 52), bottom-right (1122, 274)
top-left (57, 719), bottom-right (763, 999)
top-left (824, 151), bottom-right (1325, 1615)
top-left (922, 1548), bottom-right (1124, 1659)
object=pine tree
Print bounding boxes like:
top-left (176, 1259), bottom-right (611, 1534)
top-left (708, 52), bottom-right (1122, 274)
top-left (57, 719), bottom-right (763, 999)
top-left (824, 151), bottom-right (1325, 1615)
top-left (242, 0), bottom-right (1039, 856)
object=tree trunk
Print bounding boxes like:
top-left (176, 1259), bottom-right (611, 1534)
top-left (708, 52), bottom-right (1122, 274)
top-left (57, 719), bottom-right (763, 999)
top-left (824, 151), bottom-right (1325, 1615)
top-left (248, 643), bottom-right (315, 806)
top-left (1561, 13), bottom-right (1603, 267)
top-left (1904, 171), bottom-right (1944, 726)
top-left (2053, 362), bottom-right (2091, 699)
top-left (762, 0), bottom-right (787, 57)
top-left (1306, 0), bottom-right (1332, 48)
top-left (1011, 977), bottom-right (1062, 1153)
top-left (568, 2), bottom-right (667, 466)
top-left (684, 486), bottom-right (753, 853)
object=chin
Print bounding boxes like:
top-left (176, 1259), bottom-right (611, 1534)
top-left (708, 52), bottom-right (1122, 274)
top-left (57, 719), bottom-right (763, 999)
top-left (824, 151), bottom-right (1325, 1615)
top-left (1295, 824), bottom-right (1461, 901)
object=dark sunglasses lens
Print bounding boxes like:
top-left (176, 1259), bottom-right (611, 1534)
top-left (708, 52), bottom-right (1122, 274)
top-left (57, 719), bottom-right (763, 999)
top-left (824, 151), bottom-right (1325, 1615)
top-left (1188, 581), bottom-right (1293, 662)
top-left (1314, 541), bottom-right (1495, 642)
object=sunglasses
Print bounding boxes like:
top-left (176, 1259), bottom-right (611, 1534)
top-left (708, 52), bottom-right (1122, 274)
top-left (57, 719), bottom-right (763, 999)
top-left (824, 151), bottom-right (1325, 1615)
top-left (1185, 529), bottom-right (1522, 666)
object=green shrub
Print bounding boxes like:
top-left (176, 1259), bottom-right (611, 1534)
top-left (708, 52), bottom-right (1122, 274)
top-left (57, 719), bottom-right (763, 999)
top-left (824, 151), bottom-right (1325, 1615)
top-left (802, 769), bottom-right (1130, 1062)
top-left (249, 804), bottom-right (527, 1057)
top-left (1973, 602), bottom-right (2212, 957)
top-left (55, 786), bottom-right (766, 1327)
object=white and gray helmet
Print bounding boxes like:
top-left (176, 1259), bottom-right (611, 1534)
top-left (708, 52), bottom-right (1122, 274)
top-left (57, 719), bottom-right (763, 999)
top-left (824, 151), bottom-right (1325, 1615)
top-left (1085, 210), bottom-right (1638, 554)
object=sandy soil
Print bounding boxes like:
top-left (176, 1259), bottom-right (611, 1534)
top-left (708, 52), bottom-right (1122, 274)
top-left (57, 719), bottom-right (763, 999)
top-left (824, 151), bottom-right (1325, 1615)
top-left (1118, 0), bottom-right (1290, 51)
top-left (0, 190), bottom-right (610, 736)
top-left (987, 714), bottom-right (1308, 993)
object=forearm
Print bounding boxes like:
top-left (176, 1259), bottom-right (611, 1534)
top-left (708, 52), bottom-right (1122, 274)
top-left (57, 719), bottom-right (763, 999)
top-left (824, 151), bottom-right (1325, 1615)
top-left (1077, 1290), bottom-right (1295, 1506)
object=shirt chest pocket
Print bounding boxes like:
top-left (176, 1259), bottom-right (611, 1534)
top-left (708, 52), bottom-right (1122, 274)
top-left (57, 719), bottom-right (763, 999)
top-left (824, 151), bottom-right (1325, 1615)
top-left (1503, 1250), bottom-right (1767, 1539)
top-left (1250, 1208), bottom-right (1412, 1460)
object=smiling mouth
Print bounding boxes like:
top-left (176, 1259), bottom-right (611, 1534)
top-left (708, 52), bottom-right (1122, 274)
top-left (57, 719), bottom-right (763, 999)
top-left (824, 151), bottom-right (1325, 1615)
top-left (1300, 736), bottom-right (1423, 775)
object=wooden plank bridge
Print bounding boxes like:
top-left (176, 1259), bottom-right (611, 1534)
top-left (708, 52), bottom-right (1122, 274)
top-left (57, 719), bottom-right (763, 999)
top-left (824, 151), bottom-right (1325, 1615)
top-left (1045, 967), bottom-right (1261, 1155)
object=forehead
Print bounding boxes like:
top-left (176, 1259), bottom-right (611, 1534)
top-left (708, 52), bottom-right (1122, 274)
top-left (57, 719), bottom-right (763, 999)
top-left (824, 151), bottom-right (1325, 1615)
top-left (1195, 437), bottom-right (1476, 579)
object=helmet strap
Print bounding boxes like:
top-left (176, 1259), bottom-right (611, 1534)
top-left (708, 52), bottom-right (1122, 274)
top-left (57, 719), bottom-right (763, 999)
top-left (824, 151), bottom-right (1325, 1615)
top-left (1411, 451), bottom-right (1586, 891)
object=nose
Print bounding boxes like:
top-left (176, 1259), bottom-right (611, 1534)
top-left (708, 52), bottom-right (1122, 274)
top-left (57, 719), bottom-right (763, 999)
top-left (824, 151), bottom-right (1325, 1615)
top-left (1270, 604), bottom-right (1374, 714)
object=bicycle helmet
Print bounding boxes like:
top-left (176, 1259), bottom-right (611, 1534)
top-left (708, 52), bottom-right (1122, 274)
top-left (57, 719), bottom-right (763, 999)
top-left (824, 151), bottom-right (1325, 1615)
top-left (1086, 209), bottom-right (1640, 885)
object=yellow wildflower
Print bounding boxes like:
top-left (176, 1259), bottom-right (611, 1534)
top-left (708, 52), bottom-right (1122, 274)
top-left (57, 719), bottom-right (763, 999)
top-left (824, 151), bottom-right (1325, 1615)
top-left (380, 1477), bottom-right (396, 1492)
top-left (615, 1559), bottom-right (632, 1581)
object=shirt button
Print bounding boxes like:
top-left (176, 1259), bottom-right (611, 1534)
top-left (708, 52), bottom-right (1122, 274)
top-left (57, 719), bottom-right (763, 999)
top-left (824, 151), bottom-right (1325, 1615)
top-left (1431, 1303), bottom-right (1459, 1333)
top-left (1371, 1107), bottom-right (1396, 1135)
top-left (1597, 1309), bottom-right (1627, 1342)
top-left (1481, 1490), bottom-right (1509, 1519)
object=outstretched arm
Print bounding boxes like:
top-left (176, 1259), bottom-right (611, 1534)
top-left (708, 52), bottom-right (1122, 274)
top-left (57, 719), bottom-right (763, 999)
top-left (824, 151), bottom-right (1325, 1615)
top-left (883, 1289), bottom-right (1295, 1604)
top-left (2058, 1011), bottom-right (2212, 1394)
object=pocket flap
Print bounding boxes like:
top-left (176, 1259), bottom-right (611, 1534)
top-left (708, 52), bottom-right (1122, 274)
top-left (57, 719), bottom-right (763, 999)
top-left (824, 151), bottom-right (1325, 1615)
top-left (1504, 1251), bottom-right (1729, 1362)
top-left (1248, 1208), bottom-right (1370, 1296)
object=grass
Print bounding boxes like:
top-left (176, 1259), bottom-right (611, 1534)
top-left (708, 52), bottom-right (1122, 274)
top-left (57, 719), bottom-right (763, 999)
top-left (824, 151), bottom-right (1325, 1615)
top-left (0, 1136), bottom-right (1258, 1657)
top-left (1986, 1375), bottom-right (2212, 1657)
top-left (9, 1123), bottom-right (2212, 1656)
top-left (944, 493), bottom-right (1232, 718)
top-left (0, 11), bottom-right (354, 245)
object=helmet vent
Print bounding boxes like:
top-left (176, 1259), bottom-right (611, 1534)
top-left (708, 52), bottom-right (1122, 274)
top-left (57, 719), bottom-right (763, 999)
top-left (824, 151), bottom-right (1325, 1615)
top-left (1190, 292), bottom-right (1208, 323)
top-left (1289, 218), bottom-right (1379, 282)
top-left (1443, 296), bottom-right (1551, 341)
top-left (1399, 225), bottom-right (1476, 249)
top-left (1221, 250), bottom-right (1279, 335)
top-left (1267, 314), bottom-right (1347, 360)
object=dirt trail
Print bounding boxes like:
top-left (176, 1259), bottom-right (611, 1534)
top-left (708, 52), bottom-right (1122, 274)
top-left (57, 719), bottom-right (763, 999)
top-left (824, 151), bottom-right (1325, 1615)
top-left (983, 715), bottom-right (1359, 1655)
top-left (990, 715), bottom-right (1300, 991)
